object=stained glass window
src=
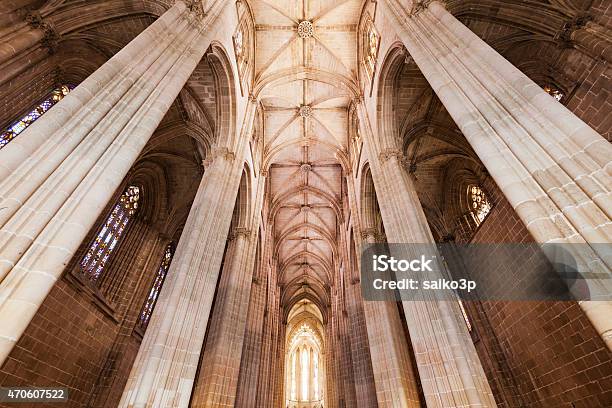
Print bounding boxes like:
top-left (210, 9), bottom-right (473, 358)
top-left (543, 84), bottom-right (564, 102)
top-left (469, 185), bottom-right (491, 225)
top-left (80, 185), bottom-right (141, 280)
top-left (137, 243), bottom-right (174, 330)
top-left (0, 85), bottom-right (72, 150)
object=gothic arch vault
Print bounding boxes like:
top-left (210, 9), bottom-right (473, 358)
top-left (0, 1), bottom-right (610, 407)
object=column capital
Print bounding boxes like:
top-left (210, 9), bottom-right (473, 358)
top-left (182, 0), bottom-right (207, 23)
top-left (352, 94), bottom-right (364, 106)
top-left (26, 11), bottom-right (60, 53)
top-left (554, 13), bottom-right (592, 47)
top-left (41, 25), bottom-right (60, 54)
top-left (378, 148), bottom-right (404, 163)
top-left (25, 11), bottom-right (44, 28)
top-left (360, 228), bottom-right (381, 242)
top-left (410, 0), bottom-right (446, 16)
top-left (229, 227), bottom-right (252, 241)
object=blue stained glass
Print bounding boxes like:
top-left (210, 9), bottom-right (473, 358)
top-left (138, 243), bottom-right (174, 330)
top-left (0, 85), bottom-right (73, 150)
top-left (80, 185), bottom-right (140, 280)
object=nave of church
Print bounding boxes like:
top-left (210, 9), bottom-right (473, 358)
top-left (0, 0), bottom-right (611, 407)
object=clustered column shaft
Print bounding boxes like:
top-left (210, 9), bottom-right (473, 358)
top-left (0, 0), bottom-right (228, 370)
top-left (383, 0), bottom-right (612, 349)
top-left (357, 101), bottom-right (498, 408)
top-left (190, 173), bottom-right (266, 407)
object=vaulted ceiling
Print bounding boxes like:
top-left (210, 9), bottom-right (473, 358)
top-left (2, 0), bottom-right (600, 307)
top-left (251, 0), bottom-right (361, 305)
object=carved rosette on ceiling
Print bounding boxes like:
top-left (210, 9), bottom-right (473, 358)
top-left (362, 14), bottom-right (380, 91)
top-left (297, 20), bottom-right (314, 38)
top-left (299, 105), bottom-right (313, 118)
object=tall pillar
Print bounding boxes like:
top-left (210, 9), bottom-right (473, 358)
top-left (309, 347), bottom-right (315, 400)
top-left (118, 85), bottom-right (257, 405)
top-left (345, 170), bottom-right (405, 408)
top-left (361, 231), bottom-right (422, 408)
top-left (255, 268), bottom-right (280, 407)
top-left (356, 98), bottom-right (497, 407)
top-left (190, 173), bottom-right (265, 407)
top-left (296, 346), bottom-right (303, 402)
top-left (0, 0), bottom-right (232, 368)
top-left (235, 227), bottom-right (272, 408)
top-left (273, 320), bottom-right (287, 408)
top-left (383, 0), bottom-right (612, 349)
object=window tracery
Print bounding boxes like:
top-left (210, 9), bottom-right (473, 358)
top-left (80, 185), bottom-right (141, 280)
top-left (0, 85), bottom-right (72, 150)
top-left (138, 243), bottom-right (174, 330)
top-left (543, 84), bottom-right (564, 102)
top-left (286, 322), bottom-right (324, 407)
top-left (362, 15), bottom-right (380, 84)
top-left (233, 0), bottom-right (254, 95)
top-left (469, 185), bottom-right (491, 225)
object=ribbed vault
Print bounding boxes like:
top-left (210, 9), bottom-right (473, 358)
top-left (251, 0), bottom-right (362, 309)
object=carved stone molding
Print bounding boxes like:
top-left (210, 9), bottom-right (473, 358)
top-left (300, 163), bottom-right (312, 173)
top-left (202, 147), bottom-right (235, 168)
top-left (25, 11), bottom-right (44, 28)
top-left (555, 13), bottom-right (592, 48)
top-left (297, 20), bottom-right (314, 38)
top-left (26, 11), bottom-right (60, 53)
top-left (41, 25), bottom-right (60, 53)
top-left (229, 227), bottom-right (252, 241)
top-left (183, 0), bottom-right (207, 25)
top-left (299, 105), bottom-right (312, 118)
top-left (215, 146), bottom-right (236, 161)
top-left (351, 94), bottom-right (364, 106)
top-left (410, 0), bottom-right (445, 16)
top-left (360, 228), bottom-right (383, 242)
top-left (378, 148), bottom-right (403, 163)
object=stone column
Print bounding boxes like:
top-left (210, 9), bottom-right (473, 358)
top-left (118, 88), bottom-right (258, 405)
top-left (0, 0), bottom-right (230, 368)
top-left (357, 100), bottom-right (497, 407)
top-left (255, 267), bottom-right (280, 407)
top-left (273, 320), bottom-right (286, 408)
top-left (347, 161), bottom-right (420, 408)
top-left (344, 172), bottom-right (396, 408)
top-left (190, 173), bottom-right (266, 407)
top-left (309, 347), bottom-right (315, 400)
top-left (383, 0), bottom-right (612, 349)
top-left (296, 347), bottom-right (303, 401)
top-left (361, 231), bottom-right (422, 408)
top-left (235, 226), bottom-right (271, 408)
